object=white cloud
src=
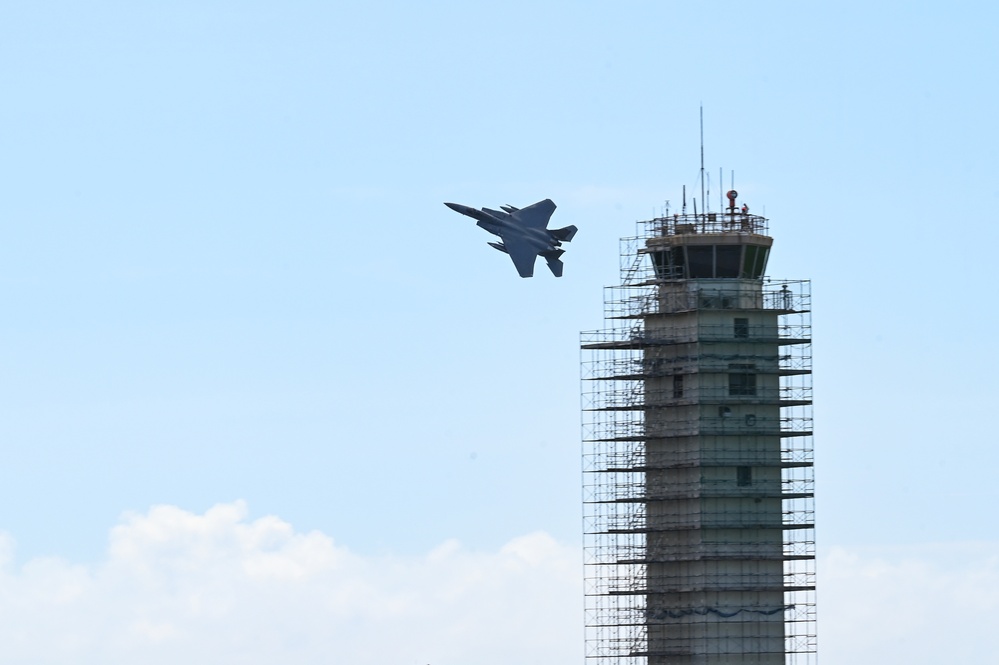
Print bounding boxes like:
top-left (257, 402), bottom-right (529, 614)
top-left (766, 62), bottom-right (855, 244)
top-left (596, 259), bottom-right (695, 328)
top-left (0, 502), bottom-right (583, 665)
top-left (2, 503), bottom-right (997, 665)
top-left (820, 543), bottom-right (999, 664)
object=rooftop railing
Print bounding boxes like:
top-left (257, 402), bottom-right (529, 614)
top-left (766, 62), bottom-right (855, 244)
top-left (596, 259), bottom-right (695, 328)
top-left (641, 211), bottom-right (769, 237)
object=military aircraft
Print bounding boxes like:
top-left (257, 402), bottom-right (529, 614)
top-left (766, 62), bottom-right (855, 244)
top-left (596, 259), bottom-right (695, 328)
top-left (444, 199), bottom-right (577, 277)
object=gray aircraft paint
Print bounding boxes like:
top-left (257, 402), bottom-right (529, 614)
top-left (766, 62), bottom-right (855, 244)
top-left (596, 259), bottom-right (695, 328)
top-left (444, 199), bottom-right (577, 277)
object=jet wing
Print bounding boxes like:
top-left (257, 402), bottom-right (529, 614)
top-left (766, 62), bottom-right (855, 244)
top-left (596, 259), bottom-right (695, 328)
top-left (500, 235), bottom-right (538, 277)
top-left (510, 199), bottom-right (556, 229)
top-left (481, 207), bottom-right (510, 219)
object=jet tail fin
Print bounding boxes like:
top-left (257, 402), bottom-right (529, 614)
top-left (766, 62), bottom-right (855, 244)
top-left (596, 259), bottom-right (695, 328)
top-left (551, 225), bottom-right (577, 242)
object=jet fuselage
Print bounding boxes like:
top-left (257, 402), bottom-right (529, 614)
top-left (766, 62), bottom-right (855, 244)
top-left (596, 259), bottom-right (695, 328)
top-left (444, 199), bottom-right (576, 277)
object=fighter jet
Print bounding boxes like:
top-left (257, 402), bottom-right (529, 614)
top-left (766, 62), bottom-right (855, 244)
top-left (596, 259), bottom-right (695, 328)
top-left (444, 199), bottom-right (577, 277)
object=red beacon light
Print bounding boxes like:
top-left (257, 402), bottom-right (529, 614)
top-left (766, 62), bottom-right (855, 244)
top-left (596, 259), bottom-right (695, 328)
top-left (726, 189), bottom-right (738, 211)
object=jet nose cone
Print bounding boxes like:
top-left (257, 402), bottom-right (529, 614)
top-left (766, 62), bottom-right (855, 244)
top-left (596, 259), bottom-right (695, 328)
top-left (444, 201), bottom-right (479, 217)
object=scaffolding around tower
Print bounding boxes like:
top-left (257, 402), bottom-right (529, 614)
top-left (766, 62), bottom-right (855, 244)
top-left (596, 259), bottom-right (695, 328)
top-left (581, 209), bottom-right (817, 665)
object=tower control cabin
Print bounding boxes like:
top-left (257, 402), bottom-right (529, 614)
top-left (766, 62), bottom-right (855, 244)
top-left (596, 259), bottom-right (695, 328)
top-left (581, 191), bottom-right (816, 665)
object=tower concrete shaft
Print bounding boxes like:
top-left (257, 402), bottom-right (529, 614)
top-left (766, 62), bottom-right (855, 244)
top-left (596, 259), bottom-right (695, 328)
top-left (582, 202), bottom-right (816, 665)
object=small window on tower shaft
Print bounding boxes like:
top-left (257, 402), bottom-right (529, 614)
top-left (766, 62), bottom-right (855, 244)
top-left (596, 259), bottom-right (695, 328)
top-left (673, 374), bottom-right (684, 398)
top-left (734, 318), bottom-right (749, 338)
top-left (737, 466), bottom-right (753, 486)
top-left (728, 363), bottom-right (757, 396)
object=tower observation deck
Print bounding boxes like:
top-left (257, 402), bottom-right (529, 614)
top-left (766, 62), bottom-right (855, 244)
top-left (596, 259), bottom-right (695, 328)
top-left (581, 192), bottom-right (817, 665)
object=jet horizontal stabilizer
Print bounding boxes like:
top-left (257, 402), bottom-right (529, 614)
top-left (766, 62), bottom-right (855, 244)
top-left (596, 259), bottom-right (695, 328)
top-left (542, 248), bottom-right (565, 277)
top-left (550, 225), bottom-right (578, 242)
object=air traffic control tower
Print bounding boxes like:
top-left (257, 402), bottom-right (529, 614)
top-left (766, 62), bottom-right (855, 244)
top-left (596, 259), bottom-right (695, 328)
top-left (581, 190), bottom-right (816, 665)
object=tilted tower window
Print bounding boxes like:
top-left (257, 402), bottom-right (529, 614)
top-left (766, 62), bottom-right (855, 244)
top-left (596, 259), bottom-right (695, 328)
top-left (742, 244), bottom-right (770, 279)
top-left (686, 246), bottom-right (714, 278)
top-left (716, 246), bottom-right (741, 277)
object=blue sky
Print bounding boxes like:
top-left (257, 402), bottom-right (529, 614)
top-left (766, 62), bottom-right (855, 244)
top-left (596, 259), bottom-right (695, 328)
top-left (1, 2), bottom-right (997, 663)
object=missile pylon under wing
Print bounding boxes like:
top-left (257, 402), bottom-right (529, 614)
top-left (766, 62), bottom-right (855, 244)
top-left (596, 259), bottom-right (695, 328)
top-left (443, 199), bottom-right (577, 277)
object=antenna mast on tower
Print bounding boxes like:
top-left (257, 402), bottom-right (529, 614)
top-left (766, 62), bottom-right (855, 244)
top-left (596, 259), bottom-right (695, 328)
top-left (699, 106), bottom-right (706, 216)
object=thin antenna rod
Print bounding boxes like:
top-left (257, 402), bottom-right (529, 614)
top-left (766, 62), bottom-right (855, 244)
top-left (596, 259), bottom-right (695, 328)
top-left (719, 167), bottom-right (723, 212)
top-left (699, 106), bottom-right (705, 217)
top-left (682, 185), bottom-right (687, 214)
